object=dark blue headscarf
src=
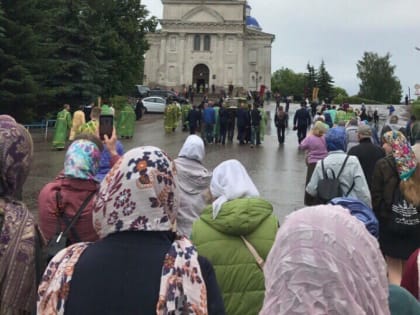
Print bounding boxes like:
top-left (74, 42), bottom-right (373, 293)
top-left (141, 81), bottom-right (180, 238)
top-left (325, 127), bottom-right (346, 151)
top-left (329, 197), bottom-right (379, 238)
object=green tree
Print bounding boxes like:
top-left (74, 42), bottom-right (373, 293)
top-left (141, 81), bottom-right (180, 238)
top-left (317, 60), bottom-right (334, 102)
top-left (0, 0), bottom-right (43, 122)
top-left (271, 67), bottom-right (305, 101)
top-left (41, 0), bottom-right (103, 106)
top-left (89, 0), bottom-right (157, 97)
top-left (357, 52), bottom-right (402, 103)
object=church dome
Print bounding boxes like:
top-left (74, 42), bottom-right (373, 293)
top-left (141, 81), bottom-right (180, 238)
top-left (246, 16), bottom-right (261, 30)
top-left (245, 3), bottom-right (262, 31)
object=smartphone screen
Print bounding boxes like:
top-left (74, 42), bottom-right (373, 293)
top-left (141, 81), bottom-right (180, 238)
top-left (99, 115), bottom-right (113, 140)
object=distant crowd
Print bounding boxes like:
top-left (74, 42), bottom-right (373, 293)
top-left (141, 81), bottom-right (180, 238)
top-left (0, 94), bottom-right (420, 314)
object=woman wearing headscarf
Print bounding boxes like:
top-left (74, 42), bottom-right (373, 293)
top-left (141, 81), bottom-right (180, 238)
top-left (371, 131), bottom-right (420, 284)
top-left (38, 138), bottom-right (102, 244)
top-left (299, 121), bottom-right (328, 206)
top-left (191, 159), bottom-right (278, 315)
top-left (37, 146), bottom-right (224, 315)
top-left (306, 127), bottom-right (372, 206)
top-left (174, 135), bottom-right (212, 236)
top-left (0, 115), bottom-right (38, 314)
top-left (260, 205), bottom-right (419, 315)
top-left (332, 198), bottom-right (420, 313)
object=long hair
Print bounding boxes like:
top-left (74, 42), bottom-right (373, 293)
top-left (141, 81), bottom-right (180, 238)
top-left (400, 164), bottom-right (420, 206)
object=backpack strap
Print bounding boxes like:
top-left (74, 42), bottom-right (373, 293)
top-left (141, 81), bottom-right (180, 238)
top-left (336, 155), bottom-right (350, 179)
top-left (53, 190), bottom-right (96, 244)
top-left (321, 159), bottom-right (336, 179)
top-left (240, 236), bottom-right (265, 270)
top-left (336, 155), bottom-right (356, 196)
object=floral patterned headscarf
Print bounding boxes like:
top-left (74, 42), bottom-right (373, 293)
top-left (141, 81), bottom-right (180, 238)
top-left (93, 146), bottom-right (179, 236)
top-left (64, 139), bottom-right (101, 181)
top-left (38, 146), bottom-right (208, 315)
top-left (0, 115), bottom-right (34, 199)
top-left (0, 115), bottom-right (37, 314)
top-left (383, 131), bottom-right (417, 181)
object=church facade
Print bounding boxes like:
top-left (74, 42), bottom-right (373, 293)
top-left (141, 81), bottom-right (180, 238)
top-left (144, 0), bottom-right (274, 95)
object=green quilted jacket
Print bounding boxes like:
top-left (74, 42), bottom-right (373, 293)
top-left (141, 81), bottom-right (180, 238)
top-left (191, 198), bottom-right (278, 315)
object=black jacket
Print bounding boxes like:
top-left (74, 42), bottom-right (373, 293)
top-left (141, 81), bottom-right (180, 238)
top-left (348, 138), bottom-right (385, 189)
top-left (293, 107), bottom-right (311, 127)
top-left (65, 231), bottom-right (225, 315)
top-left (250, 108), bottom-right (261, 126)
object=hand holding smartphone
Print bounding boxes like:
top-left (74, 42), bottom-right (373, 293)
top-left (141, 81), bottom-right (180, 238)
top-left (99, 115), bottom-right (114, 141)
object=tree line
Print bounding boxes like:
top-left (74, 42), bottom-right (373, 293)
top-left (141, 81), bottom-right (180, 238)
top-left (0, 0), bottom-right (157, 122)
top-left (271, 52), bottom-right (402, 105)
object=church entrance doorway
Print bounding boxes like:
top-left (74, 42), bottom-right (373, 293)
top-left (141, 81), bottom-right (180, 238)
top-left (192, 64), bottom-right (209, 94)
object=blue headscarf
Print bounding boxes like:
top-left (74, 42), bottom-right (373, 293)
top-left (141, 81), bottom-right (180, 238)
top-left (325, 127), bottom-right (346, 151)
top-left (64, 140), bottom-right (101, 181)
top-left (329, 197), bottom-right (379, 238)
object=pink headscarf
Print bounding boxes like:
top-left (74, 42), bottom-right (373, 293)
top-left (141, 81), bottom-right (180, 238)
top-left (260, 205), bottom-right (390, 315)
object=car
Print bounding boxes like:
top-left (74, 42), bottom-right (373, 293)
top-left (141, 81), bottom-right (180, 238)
top-left (149, 89), bottom-right (188, 104)
top-left (134, 85), bottom-right (150, 98)
top-left (224, 97), bottom-right (249, 109)
top-left (142, 96), bottom-right (180, 113)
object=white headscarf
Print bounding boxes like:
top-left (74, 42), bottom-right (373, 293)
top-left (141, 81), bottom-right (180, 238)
top-left (178, 135), bottom-right (205, 162)
top-left (210, 159), bottom-right (259, 218)
top-left (260, 205), bottom-right (390, 315)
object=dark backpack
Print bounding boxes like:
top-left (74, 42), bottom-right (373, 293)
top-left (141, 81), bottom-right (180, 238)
top-left (317, 155), bottom-right (354, 204)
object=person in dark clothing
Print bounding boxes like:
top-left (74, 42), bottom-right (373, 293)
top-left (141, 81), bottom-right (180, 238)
top-left (275, 93), bottom-right (281, 107)
top-left (285, 98), bottom-right (290, 113)
top-left (218, 104), bottom-right (229, 145)
top-left (250, 104), bottom-right (262, 147)
top-left (348, 125), bottom-right (385, 190)
top-left (310, 102), bottom-right (318, 118)
top-left (359, 109), bottom-right (369, 122)
top-left (187, 105), bottom-right (202, 134)
top-left (226, 107), bottom-right (236, 142)
top-left (373, 109), bottom-right (379, 127)
top-left (203, 103), bottom-right (216, 143)
top-left (275, 105), bottom-right (288, 144)
top-left (37, 145), bottom-right (225, 315)
top-left (135, 98), bottom-right (144, 120)
top-left (236, 103), bottom-right (249, 145)
top-left (293, 102), bottom-right (311, 144)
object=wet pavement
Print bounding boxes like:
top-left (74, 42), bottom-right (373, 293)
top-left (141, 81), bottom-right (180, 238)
top-left (23, 102), bottom-right (408, 223)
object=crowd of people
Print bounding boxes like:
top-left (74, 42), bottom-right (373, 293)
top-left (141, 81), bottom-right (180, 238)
top-left (1, 95), bottom-right (420, 314)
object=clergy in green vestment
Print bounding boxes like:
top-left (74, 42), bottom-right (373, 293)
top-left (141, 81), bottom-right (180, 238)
top-left (52, 104), bottom-right (72, 150)
top-left (117, 103), bottom-right (136, 138)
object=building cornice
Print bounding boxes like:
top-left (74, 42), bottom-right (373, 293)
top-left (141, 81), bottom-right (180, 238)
top-left (245, 28), bottom-right (275, 42)
top-left (160, 20), bottom-right (245, 33)
top-left (162, 0), bottom-right (246, 5)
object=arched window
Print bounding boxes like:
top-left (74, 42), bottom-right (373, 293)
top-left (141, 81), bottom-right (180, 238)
top-left (193, 35), bottom-right (201, 51)
top-left (204, 35), bottom-right (211, 51)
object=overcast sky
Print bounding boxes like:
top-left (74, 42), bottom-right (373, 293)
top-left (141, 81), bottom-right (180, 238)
top-left (142, 0), bottom-right (420, 98)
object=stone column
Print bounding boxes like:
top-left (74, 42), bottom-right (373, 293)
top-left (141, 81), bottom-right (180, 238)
top-left (159, 32), bottom-right (167, 85)
top-left (217, 33), bottom-right (225, 89)
top-left (265, 43), bottom-right (272, 91)
top-left (236, 34), bottom-right (244, 88)
top-left (179, 32), bottom-right (186, 86)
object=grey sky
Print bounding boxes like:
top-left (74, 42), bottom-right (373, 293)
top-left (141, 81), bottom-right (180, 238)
top-left (142, 0), bottom-right (420, 99)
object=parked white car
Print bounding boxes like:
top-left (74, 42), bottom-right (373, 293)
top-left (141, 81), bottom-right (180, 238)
top-left (142, 96), bottom-right (180, 113)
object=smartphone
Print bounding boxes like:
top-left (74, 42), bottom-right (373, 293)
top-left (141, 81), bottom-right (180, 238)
top-left (99, 115), bottom-right (113, 140)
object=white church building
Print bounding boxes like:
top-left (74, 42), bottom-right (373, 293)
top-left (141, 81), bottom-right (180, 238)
top-left (143, 0), bottom-right (274, 95)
